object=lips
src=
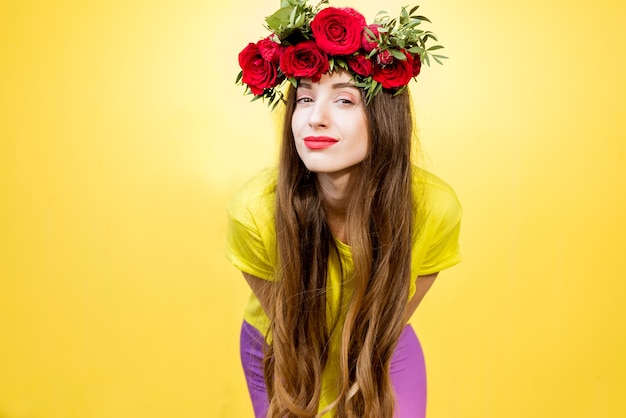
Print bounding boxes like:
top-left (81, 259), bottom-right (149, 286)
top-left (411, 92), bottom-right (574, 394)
top-left (303, 136), bottom-right (338, 150)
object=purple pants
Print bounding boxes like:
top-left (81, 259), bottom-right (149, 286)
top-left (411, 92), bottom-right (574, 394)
top-left (240, 321), bottom-right (427, 417)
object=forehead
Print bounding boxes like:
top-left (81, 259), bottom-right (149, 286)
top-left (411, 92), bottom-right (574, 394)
top-left (298, 70), bottom-right (355, 87)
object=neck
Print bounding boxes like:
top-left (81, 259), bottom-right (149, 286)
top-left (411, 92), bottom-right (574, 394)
top-left (317, 172), bottom-right (353, 211)
top-left (316, 171), bottom-right (354, 242)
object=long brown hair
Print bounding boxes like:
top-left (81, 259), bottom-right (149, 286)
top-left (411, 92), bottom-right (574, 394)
top-left (266, 79), bottom-right (415, 417)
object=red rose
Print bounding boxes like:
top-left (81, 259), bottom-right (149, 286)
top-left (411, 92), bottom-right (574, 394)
top-left (310, 7), bottom-right (366, 55)
top-left (348, 54), bottom-right (373, 77)
top-left (412, 53), bottom-right (422, 77)
top-left (372, 51), bottom-right (414, 89)
top-left (376, 50), bottom-right (393, 65)
top-left (279, 41), bottom-right (329, 81)
top-left (238, 42), bottom-right (281, 95)
top-left (362, 24), bottom-right (382, 53)
top-left (257, 36), bottom-right (284, 64)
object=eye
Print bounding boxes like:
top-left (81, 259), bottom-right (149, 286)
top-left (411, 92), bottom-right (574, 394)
top-left (335, 94), bottom-right (357, 106)
top-left (296, 96), bottom-right (313, 104)
top-left (335, 90), bottom-right (360, 105)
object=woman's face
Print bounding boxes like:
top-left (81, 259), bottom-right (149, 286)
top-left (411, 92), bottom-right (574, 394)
top-left (291, 71), bottom-right (369, 177)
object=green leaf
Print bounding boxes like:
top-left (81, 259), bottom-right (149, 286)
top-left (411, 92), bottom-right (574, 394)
top-left (432, 55), bottom-right (445, 65)
top-left (294, 12), bottom-right (305, 27)
top-left (423, 32), bottom-right (439, 42)
top-left (265, 6), bottom-right (293, 32)
top-left (400, 8), bottom-right (409, 24)
top-left (393, 85), bottom-right (407, 96)
top-left (427, 45), bottom-right (444, 51)
top-left (367, 80), bottom-right (383, 102)
top-left (235, 71), bottom-right (243, 84)
top-left (289, 4), bottom-right (298, 25)
top-left (408, 18), bottom-right (422, 28)
top-left (390, 49), bottom-right (407, 60)
top-left (364, 27), bottom-right (377, 42)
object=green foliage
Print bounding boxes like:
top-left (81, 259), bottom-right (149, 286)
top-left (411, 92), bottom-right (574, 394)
top-left (352, 4), bottom-right (446, 103)
top-left (264, 0), bottom-right (326, 41)
top-left (371, 4), bottom-right (447, 66)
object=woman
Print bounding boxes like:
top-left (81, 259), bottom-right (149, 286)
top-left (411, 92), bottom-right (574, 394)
top-left (227, 2), bottom-right (461, 417)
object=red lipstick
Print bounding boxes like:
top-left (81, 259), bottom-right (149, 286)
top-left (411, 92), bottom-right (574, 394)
top-left (303, 136), bottom-right (338, 150)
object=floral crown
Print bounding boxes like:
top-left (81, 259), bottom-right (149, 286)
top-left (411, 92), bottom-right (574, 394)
top-left (236, 0), bottom-right (446, 108)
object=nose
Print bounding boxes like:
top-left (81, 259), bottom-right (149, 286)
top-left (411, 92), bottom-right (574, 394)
top-left (308, 100), bottom-right (329, 128)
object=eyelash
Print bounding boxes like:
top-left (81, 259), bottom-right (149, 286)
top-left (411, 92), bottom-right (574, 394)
top-left (295, 97), bottom-right (354, 105)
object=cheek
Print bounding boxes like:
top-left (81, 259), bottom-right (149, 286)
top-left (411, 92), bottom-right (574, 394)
top-left (291, 127), bottom-right (307, 161)
top-left (291, 109), bottom-right (304, 136)
top-left (358, 120), bottom-right (370, 157)
top-left (293, 141), bottom-right (306, 162)
top-left (290, 119), bottom-right (302, 148)
top-left (356, 141), bottom-right (369, 163)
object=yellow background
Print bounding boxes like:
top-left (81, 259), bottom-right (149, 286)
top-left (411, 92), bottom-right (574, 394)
top-left (1, 0), bottom-right (625, 417)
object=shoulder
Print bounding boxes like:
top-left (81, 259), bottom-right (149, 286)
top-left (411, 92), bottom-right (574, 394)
top-left (227, 167), bottom-right (278, 229)
top-left (225, 168), bottom-right (278, 280)
top-left (409, 166), bottom-right (463, 277)
top-left (412, 166), bottom-right (462, 222)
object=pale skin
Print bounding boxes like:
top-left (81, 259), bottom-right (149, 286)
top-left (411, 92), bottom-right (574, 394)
top-left (242, 71), bottom-right (438, 325)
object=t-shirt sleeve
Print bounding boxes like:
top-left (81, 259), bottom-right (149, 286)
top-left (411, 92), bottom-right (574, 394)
top-left (226, 214), bottom-right (274, 280)
top-left (225, 171), bottom-right (277, 281)
top-left (418, 184), bottom-right (463, 276)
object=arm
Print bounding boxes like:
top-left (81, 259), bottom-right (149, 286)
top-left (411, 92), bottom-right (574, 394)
top-left (403, 272), bottom-right (438, 323)
top-left (245, 271), bottom-right (436, 322)
top-left (242, 272), bottom-right (275, 315)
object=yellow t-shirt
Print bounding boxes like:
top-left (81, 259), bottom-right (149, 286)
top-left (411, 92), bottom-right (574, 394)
top-left (225, 165), bottom-right (462, 411)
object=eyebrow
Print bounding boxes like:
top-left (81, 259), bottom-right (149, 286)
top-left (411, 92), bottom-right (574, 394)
top-left (298, 81), bottom-right (360, 91)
